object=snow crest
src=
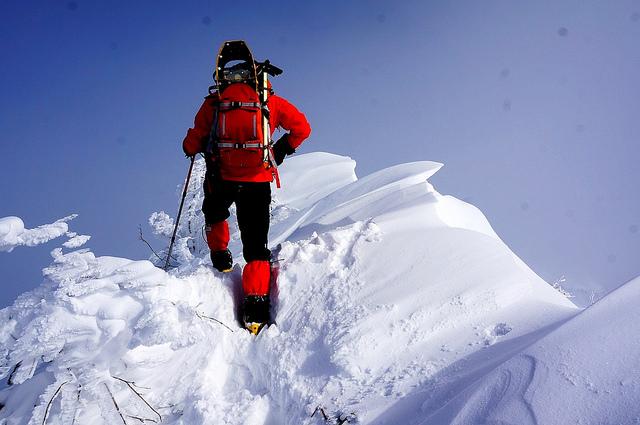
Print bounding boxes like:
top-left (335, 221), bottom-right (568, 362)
top-left (0, 215), bottom-right (77, 253)
top-left (1, 153), bottom-right (584, 424)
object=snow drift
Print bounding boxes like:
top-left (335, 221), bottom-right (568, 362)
top-left (424, 275), bottom-right (640, 424)
top-left (4, 152), bottom-right (632, 425)
top-left (0, 215), bottom-right (84, 253)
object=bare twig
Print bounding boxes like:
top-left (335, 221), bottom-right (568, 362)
top-left (311, 406), bottom-right (329, 421)
top-left (71, 387), bottom-right (82, 425)
top-left (125, 414), bottom-right (158, 423)
top-left (7, 361), bottom-right (22, 386)
top-left (311, 406), bottom-right (357, 424)
top-left (112, 375), bottom-right (151, 390)
top-left (104, 382), bottom-right (127, 425)
top-left (43, 381), bottom-right (69, 425)
top-left (195, 312), bottom-right (235, 333)
top-left (138, 226), bottom-right (167, 262)
top-left (338, 412), bottom-right (357, 424)
top-left (112, 376), bottom-right (162, 422)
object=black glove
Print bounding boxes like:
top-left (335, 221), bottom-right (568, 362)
top-left (273, 133), bottom-right (295, 166)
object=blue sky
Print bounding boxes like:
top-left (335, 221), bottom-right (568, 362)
top-left (1, 0), bottom-right (639, 307)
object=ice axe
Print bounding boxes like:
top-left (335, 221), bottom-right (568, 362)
top-left (164, 156), bottom-right (195, 271)
top-left (256, 60), bottom-right (283, 77)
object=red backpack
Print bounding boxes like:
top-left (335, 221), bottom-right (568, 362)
top-left (213, 82), bottom-right (271, 181)
top-left (206, 40), bottom-right (283, 184)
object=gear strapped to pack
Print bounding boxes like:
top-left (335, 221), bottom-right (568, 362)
top-left (206, 40), bottom-right (284, 187)
top-left (259, 68), bottom-right (281, 188)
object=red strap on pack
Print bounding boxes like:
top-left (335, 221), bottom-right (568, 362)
top-left (273, 167), bottom-right (281, 188)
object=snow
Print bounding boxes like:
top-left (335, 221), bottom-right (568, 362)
top-left (0, 215), bottom-right (76, 253)
top-left (276, 152), bottom-right (357, 210)
top-left (0, 152), bottom-right (635, 424)
top-left (425, 275), bottom-right (640, 424)
top-left (148, 211), bottom-right (175, 238)
top-left (62, 235), bottom-right (91, 249)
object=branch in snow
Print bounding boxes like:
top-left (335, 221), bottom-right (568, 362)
top-left (311, 406), bottom-right (357, 424)
top-left (113, 375), bottom-right (151, 390)
top-left (7, 361), bottom-right (22, 386)
top-left (125, 414), bottom-right (158, 423)
top-left (42, 381), bottom-right (69, 425)
top-left (311, 406), bottom-right (329, 421)
top-left (104, 383), bottom-right (127, 425)
top-left (195, 311), bottom-right (235, 333)
top-left (138, 226), bottom-right (164, 262)
top-left (337, 413), bottom-right (358, 425)
top-left (71, 387), bottom-right (82, 425)
top-left (112, 375), bottom-right (162, 423)
top-left (139, 225), bottom-right (177, 266)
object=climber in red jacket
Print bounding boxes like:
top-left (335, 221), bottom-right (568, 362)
top-left (182, 42), bottom-right (310, 328)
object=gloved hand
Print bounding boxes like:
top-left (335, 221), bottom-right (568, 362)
top-left (273, 133), bottom-right (295, 166)
top-left (182, 134), bottom-right (202, 157)
top-left (183, 145), bottom-right (198, 158)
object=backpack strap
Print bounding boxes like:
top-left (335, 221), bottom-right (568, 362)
top-left (218, 101), bottom-right (261, 109)
top-left (217, 141), bottom-right (262, 149)
top-left (205, 104), bottom-right (220, 156)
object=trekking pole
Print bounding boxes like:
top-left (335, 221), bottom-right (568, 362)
top-left (164, 156), bottom-right (195, 271)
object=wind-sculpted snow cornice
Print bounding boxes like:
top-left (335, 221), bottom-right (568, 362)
top-left (299, 160), bottom-right (444, 226)
top-left (0, 215), bottom-right (81, 253)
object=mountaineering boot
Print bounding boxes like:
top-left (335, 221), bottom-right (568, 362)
top-left (242, 295), bottom-right (270, 335)
top-left (210, 249), bottom-right (233, 272)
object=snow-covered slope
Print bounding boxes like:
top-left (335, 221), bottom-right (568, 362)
top-left (1, 153), bottom-right (581, 424)
top-left (424, 275), bottom-right (640, 424)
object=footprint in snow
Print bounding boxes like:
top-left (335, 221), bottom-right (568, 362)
top-left (483, 323), bottom-right (513, 346)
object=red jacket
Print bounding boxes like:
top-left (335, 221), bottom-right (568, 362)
top-left (183, 89), bottom-right (311, 182)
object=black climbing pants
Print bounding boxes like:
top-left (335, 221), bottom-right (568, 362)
top-left (202, 175), bottom-right (271, 262)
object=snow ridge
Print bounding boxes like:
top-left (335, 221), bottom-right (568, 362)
top-left (0, 152), bottom-right (591, 425)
